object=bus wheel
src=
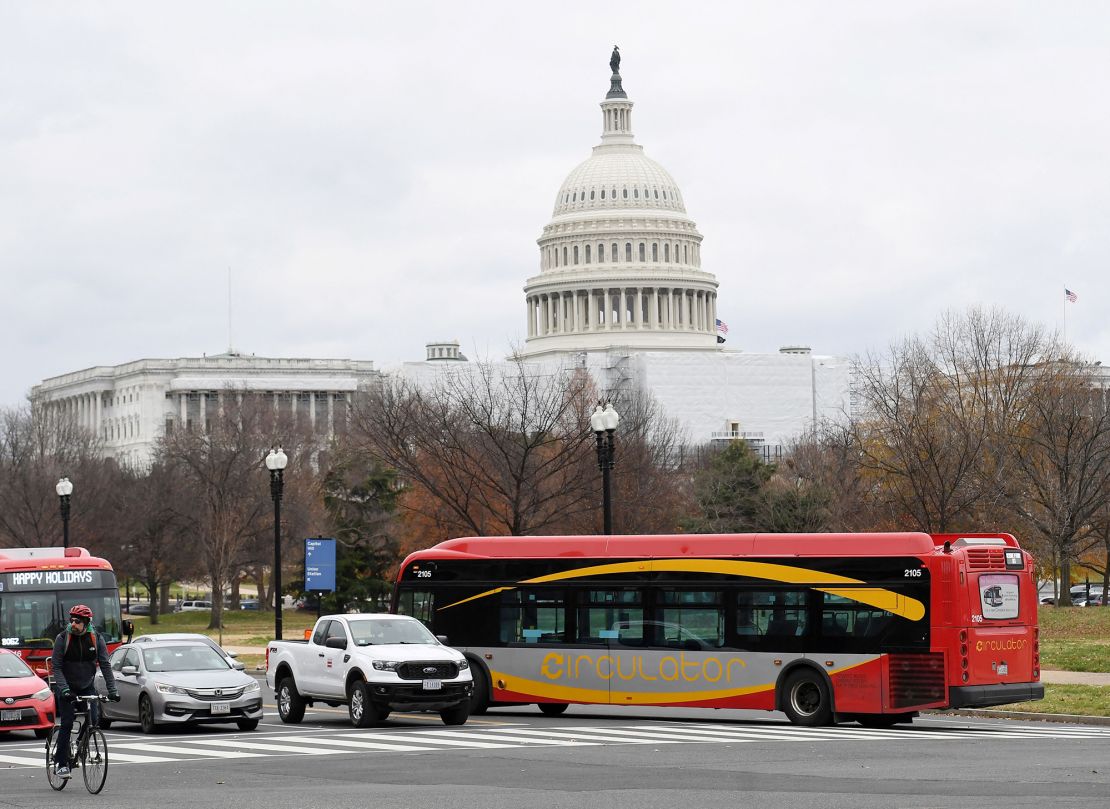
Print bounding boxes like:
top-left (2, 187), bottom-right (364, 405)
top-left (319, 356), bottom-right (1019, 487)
top-left (538, 703), bottom-right (568, 716)
top-left (782, 669), bottom-right (832, 726)
top-left (469, 669), bottom-right (490, 715)
top-left (857, 713), bottom-right (913, 729)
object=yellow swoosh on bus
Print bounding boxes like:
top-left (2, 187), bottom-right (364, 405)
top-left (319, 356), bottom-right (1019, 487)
top-left (437, 558), bottom-right (926, 621)
top-left (489, 658), bottom-right (873, 705)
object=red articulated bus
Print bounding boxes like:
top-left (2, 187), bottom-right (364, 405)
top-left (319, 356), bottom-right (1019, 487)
top-left (393, 532), bottom-right (1044, 727)
top-left (0, 547), bottom-right (129, 679)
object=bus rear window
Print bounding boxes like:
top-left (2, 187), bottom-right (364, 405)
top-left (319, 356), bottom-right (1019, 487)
top-left (978, 574), bottom-right (1019, 619)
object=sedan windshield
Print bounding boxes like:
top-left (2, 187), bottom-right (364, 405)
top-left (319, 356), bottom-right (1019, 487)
top-left (0, 653), bottom-right (35, 678)
top-left (142, 645), bottom-right (230, 672)
top-left (348, 618), bottom-right (437, 646)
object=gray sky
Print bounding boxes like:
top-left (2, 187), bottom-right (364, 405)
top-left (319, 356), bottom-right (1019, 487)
top-left (3, 2), bottom-right (1108, 407)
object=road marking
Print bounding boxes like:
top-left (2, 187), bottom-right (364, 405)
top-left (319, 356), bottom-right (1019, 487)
top-left (330, 731), bottom-right (517, 749)
top-left (111, 741), bottom-right (266, 758)
top-left (176, 738), bottom-right (344, 755)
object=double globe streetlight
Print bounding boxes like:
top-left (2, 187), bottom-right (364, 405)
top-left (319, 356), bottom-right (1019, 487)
top-left (265, 446), bottom-right (288, 641)
top-left (589, 402), bottom-right (620, 535)
top-left (56, 477), bottom-right (74, 549)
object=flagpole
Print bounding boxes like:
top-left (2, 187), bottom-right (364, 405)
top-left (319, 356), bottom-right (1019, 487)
top-left (1063, 287), bottom-right (1067, 346)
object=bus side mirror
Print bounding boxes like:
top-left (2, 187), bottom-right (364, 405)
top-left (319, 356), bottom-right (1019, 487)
top-left (122, 620), bottom-right (134, 641)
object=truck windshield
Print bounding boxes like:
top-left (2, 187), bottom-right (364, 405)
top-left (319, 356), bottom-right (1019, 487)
top-left (348, 618), bottom-right (438, 646)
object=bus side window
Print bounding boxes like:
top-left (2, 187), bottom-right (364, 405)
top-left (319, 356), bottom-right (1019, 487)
top-left (397, 589), bottom-right (435, 628)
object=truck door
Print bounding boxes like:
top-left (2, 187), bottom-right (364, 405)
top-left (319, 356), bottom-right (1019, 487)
top-left (318, 620), bottom-right (351, 699)
top-left (300, 619), bottom-right (332, 696)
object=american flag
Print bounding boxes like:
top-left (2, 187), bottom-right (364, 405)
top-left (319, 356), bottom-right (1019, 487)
top-left (1066, 288), bottom-right (1078, 303)
top-left (715, 318), bottom-right (729, 334)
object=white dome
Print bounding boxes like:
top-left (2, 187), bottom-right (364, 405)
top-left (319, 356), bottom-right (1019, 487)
top-left (552, 147), bottom-right (687, 217)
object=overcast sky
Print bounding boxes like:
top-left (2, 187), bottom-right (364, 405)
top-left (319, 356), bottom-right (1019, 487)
top-left (3, 2), bottom-right (1109, 407)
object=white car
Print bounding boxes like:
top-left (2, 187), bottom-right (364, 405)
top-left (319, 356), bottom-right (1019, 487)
top-left (175, 600), bottom-right (212, 612)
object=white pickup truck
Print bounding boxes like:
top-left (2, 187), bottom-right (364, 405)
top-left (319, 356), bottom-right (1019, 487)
top-left (265, 613), bottom-right (473, 727)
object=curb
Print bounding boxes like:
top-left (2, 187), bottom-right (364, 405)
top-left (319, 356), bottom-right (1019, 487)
top-left (931, 709), bottom-right (1110, 727)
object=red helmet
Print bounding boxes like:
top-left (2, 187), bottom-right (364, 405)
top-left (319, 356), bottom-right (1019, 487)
top-left (69, 604), bottom-right (93, 620)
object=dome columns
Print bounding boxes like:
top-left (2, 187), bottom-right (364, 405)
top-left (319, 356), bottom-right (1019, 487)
top-left (526, 285), bottom-right (717, 342)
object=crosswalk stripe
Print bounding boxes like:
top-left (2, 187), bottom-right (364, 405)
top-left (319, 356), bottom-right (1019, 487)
top-left (0, 753), bottom-right (44, 766)
top-left (111, 741), bottom-right (266, 758)
top-left (282, 736), bottom-right (431, 752)
top-left (411, 729), bottom-right (594, 746)
top-left (495, 728), bottom-right (660, 744)
top-left (331, 731), bottom-right (517, 749)
top-left (101, 751), bottom-right (180, 763)
top-left (175, 738), bottom-right (344, 755)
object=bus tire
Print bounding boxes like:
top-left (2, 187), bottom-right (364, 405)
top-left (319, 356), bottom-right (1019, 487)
top-left (277, 677), bottom-right (306, 724)
top-left (781, 668), bottom-right (832, 726)
top-left (468, 661), bottom-right (491, 715)
top-left (538, 702), bottom-right (568, 716)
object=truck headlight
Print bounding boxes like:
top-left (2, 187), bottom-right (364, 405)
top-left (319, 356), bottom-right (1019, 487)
top-left (154, 681), bottom-right (189, 695)
top-left (372, 660), bottom-right (400, 671)
top-left (456, 659), bottom-right (469, 670)
top-left (34, 687), bottom-right (52, 701)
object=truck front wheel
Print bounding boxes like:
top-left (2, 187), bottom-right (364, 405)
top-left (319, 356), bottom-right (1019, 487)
top-left (348, 681), bottom-right (385, 728)
top-left (277, 677), bottom-right (306, 724)
top-left (440, 701), bottom-right (470, 726)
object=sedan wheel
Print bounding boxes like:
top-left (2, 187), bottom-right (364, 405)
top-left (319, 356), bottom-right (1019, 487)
top-left (139, 694), bottom-right (158, 734)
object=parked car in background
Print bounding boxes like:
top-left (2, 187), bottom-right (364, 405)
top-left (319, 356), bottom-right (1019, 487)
top-left (232, 599), bottom-right (259, 611)
top-left (95, 641), bottom-right (262, 733)
top-left (0, 649), bottom-right (54, 739)
top-left (176, 600), bottom-right (212, 612)
top-left (131, 633), bottom-right (244, 668)
top-left (124, 602), bottom-right (152, 616)
top-left (1080, 593), bottom-right (1109, 607)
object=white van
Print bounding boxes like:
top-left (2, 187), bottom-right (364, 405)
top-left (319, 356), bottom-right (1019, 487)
top-left (176, 600), bottom-right (213, 612)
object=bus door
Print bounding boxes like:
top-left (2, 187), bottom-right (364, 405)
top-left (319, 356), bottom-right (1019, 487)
top-left (576, 589), bottom-right (644, 705)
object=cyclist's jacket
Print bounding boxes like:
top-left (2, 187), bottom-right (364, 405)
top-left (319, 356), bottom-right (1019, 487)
top-left (50, 628), bottom-right (117, 692)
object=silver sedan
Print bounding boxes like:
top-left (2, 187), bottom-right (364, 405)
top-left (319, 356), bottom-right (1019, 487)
top-left (95, 641), bottom-right (263, 733)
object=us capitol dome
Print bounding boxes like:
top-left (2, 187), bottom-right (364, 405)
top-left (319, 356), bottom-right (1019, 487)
top-left (522, 47), bottom-right (720, 357)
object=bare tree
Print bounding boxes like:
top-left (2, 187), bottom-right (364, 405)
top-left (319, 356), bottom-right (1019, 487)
top-left (352, 358), bottom-right (599, 541)
top-left (0, 401), bottom-right (116, 550)
top-left (851, 308), bottom-right (1051, 532)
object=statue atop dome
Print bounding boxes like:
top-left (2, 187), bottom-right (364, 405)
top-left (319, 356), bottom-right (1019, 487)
top-left (606, 45), bottom-right (627, 99)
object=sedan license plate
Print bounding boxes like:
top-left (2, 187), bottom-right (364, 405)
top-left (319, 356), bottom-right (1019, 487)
top-left (422, 679), bottom-right (442, 690)
top-left (1, 709), bottom-right (21, 721)
top-left (211, 702), bottom-right (231, 715)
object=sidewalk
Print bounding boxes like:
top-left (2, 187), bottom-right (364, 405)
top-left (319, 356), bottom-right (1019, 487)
top-left (1039, 669), bottom-right (1110, 686)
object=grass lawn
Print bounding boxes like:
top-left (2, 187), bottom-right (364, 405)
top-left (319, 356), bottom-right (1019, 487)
top-left (1037, 605), bottom-right (1110, 673)
top-left (126, 609), bottom-right (317, 648)
top-left (996, 684), bottom-right (1110, 717)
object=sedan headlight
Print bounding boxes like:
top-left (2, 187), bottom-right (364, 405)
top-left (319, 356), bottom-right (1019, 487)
top-left (33, 687), bottom-right (52, 701)
top-left (244, 680), bottom-right (261, 692)
top-left (456, 658), bottom-right (469, 670)
top-left (154, 681), bottom-right (189, 695)
top-left (372, 660), bottom-right (400, 671)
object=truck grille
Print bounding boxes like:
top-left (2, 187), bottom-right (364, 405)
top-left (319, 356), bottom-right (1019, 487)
top-left (888, 653), bottom-right (946, 708)
top-left (396, 661), bottom-right (458, 680)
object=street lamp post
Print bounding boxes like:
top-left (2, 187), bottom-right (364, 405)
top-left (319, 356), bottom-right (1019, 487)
top-left (589, 402), bottom-right (620, 535)
top-left (55, 477), bottom-right (73, 549)
top-left (266, 446), bottom-right (288, 641)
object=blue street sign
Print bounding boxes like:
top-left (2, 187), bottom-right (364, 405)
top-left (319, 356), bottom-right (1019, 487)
top-left (304, 537), bottom-right (336, 592)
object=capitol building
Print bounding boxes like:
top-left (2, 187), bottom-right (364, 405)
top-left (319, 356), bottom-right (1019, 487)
top-left (31, 50), bottom-right (850, 465)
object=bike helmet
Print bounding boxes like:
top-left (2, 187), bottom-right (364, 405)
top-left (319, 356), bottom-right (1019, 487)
top-left (69, 604), bottom-right (93, 621)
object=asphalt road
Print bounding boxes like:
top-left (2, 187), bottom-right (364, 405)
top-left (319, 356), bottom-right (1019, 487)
top-left (3, 697), bottom-right (1108, 809)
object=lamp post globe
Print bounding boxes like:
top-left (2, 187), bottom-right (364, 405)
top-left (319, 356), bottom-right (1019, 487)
top-left (590, 402), bottom-right (619, 535)
top-left (56, 477), bottom-right (73, 549)
top-left (266, 447), bottom-right (288, 640)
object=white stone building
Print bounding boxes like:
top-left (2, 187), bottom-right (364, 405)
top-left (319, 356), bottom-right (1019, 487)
top-left (30, 354), bottom-right (378, 467)
top-left (510, 51), bottom-right (852, 450)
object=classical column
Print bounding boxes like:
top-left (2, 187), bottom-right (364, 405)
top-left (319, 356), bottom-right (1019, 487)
top-left (327, 393), bottom-right (335, 437)
top-left (309, 391), bottom-right (317, 431)
top-left (632, 288), bottom-right (642, 329)
top-left (573, 291), bottom-right (581, 333)
top-left (603, 289), bottom-right (611, 330)
top-left (199, 393), bottom-right (207, 432)
top-left (179, 393), bottom-right (187, 427)
top-left (650, 288), bottom-right (658, 329)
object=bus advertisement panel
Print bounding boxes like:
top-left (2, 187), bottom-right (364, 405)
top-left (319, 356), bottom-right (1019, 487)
top-left (0, 547), bottom-right (127, 676)
top-left (393, 532), bottom-right (1044, 727)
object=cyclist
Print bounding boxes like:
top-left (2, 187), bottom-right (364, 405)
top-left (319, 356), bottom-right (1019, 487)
top-left (50, 604), bottom-right (119, 779)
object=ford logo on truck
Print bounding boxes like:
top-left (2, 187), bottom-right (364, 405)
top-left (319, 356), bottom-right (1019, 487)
top-left (424, 666), bottom-right (438, 674)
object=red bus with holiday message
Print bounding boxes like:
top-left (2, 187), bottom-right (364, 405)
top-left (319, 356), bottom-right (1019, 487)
top-left (393, 532), bottom-right (1043, 727)
top-left (0, 547), bottom-right (130, 678)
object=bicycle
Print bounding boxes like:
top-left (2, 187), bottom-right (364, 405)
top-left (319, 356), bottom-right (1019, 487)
top-left (45, 694), bottom-right (110, 794)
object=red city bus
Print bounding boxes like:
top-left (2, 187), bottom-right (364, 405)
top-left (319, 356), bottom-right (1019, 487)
top-left (0, 547), bottom-right (130, 678)
top-left (393, 532), bottom-right (1044, 727)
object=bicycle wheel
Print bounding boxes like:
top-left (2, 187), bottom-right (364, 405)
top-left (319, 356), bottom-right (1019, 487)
top-left (45, 727), bottom-right (69, 791)
top-left (81, 728), bottom-right (108, 794)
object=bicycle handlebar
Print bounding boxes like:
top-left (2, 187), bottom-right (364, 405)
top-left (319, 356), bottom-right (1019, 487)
top-left (72, 694), bottom-right (109, 703)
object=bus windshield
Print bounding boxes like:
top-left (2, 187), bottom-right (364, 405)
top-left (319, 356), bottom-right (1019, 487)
top-left (1, 587), bottom-right (123, 649)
